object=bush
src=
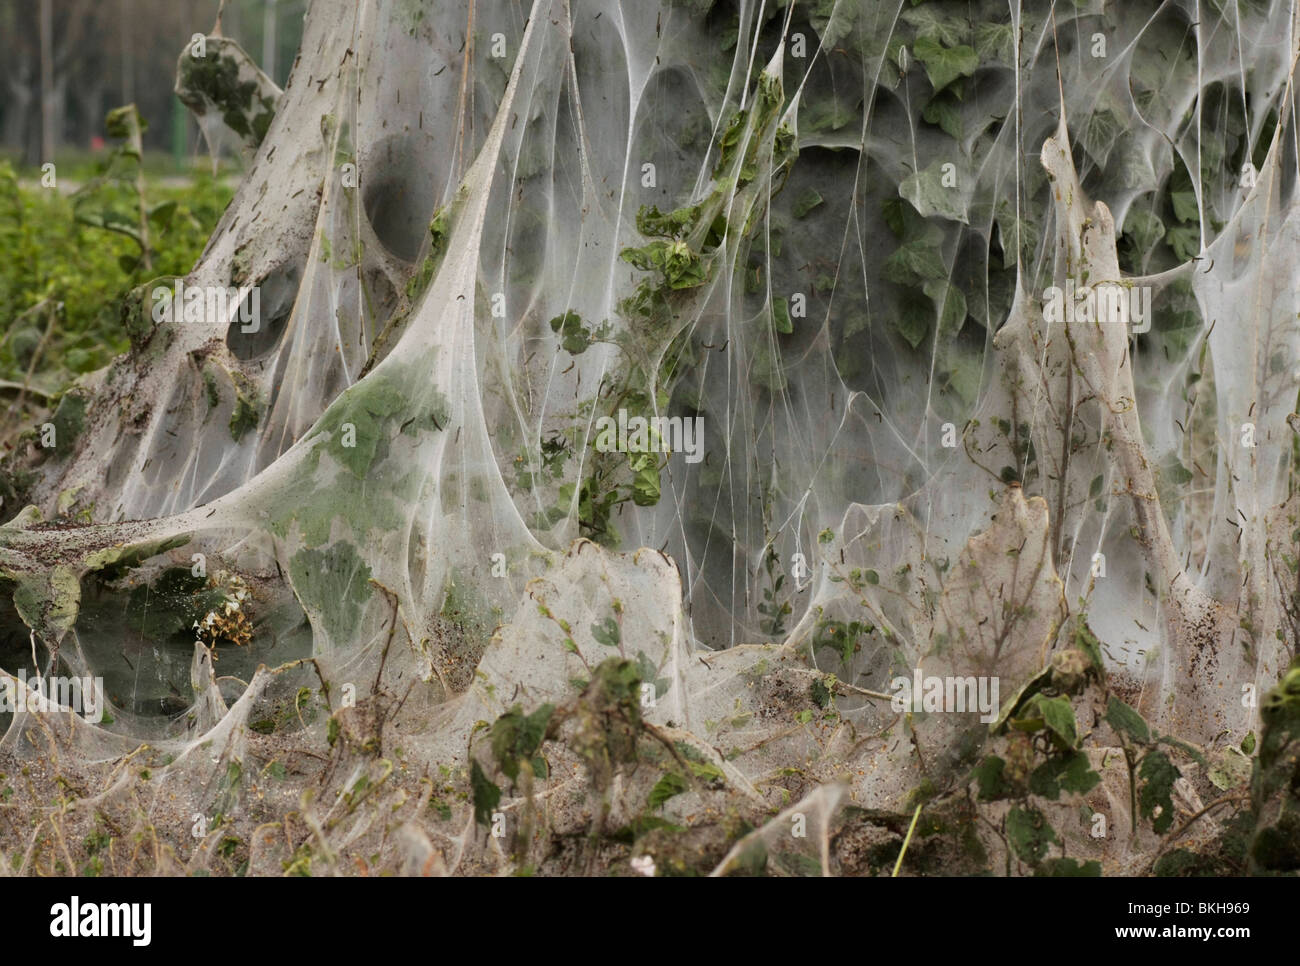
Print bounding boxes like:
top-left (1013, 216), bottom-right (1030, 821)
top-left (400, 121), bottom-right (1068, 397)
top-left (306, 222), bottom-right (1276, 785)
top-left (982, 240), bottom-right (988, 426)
top-left (0, 159), bottom-right (232, 387)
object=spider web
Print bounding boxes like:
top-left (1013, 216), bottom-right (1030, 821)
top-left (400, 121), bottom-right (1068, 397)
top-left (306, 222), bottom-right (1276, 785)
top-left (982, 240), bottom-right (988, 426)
top-left (1, 0), bottom-right (1298, 875)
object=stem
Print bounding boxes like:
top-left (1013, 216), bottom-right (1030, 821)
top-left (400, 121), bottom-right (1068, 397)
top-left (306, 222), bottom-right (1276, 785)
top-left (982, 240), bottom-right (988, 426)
top-left (892, 802), bottom-right (923, 877)
top-left (1125, 747), bottom-right (1138, 843)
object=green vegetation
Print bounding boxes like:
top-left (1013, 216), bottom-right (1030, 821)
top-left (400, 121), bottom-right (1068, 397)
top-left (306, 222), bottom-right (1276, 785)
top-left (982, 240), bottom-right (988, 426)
top-left (0, 157), bottom-right (232, 394)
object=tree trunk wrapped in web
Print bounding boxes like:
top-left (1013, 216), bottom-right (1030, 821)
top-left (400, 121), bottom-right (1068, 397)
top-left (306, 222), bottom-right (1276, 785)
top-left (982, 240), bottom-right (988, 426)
top-left (1, 0), bottom-right (1299, 877)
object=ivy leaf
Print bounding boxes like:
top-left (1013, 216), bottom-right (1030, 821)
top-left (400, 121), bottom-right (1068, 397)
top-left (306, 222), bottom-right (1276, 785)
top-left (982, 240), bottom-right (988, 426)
top-left (923, 279), bottom-right (967, 338)
top-left (1171, 189), bottom-right (1200, 224)
top-left (883, 231), bottom-right (948, 283)
top-left (1165, 224), bottom-right (1200, 262)
top-left (912, 36), bottom-right (979, 93)
top-left (792, 188), bottom-right (824, 219)
top-left (892, 293), bottom-right (932, 350)
top-left (809, 0), bottom-right (859, 46)
top-left (1122, 208), bottom-right (1165, 256)
top-left (900, 161), bottom-right (969, 224)
top-left (772, 297), bottom-right (793, 334)
top-left (1082, 107), bottom-right (1124, 167)
top-left (901, 7), bottom-right (968, 47)
top-left (974, 21), bottom-right (1014, 64)
top-left (921, 94), bottom-right (963, 140)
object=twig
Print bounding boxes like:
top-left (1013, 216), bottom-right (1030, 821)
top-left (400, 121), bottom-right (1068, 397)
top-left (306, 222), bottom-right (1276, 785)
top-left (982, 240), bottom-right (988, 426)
top-left (892, 802), bottom-right (923, 877)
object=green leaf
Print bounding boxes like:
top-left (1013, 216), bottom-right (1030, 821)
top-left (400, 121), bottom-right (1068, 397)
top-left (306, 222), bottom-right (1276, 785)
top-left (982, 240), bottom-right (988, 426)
top-left (972, 755), bottom-right (1011, 800)
top-left (921, 94), bottom-right (962, 140)
top-left (1006, 806), bottom-right (1057, 864)
top-left (1031, 750), bottom-right (1101, 799)
top-left (810, 678), bottom-right (832, 709)
top-left (1035, 857), bottom-right (1101, 877)
top-left (892, 295), bottom-right (931, 350)
top-left (591, 616), bottom-right (621, 647)
top-left (1122, 208), bottom-right (1165, 256)
top-left (287, 542), bottom-right (373, 644)
top-left (912, 36), bottom-right (979, 93)
top-left (1074, 619), bottom-right (1105, 677)
top-left (883, 234), bottom-right (948, 284)
top-left (1036, 696), bottom-right (1079, 749)
top-left (1105, 696), bottom-right (1151, 744)
top-left (648, 771), bottom-right (688, 809)
top-left (900, 161), bottom-right (969, 224)
top-left (1155, 734), bottom-right (1208, 769)
top-left (148, 199), bottom-right (178, 226)
top-left (772, 297), bottom-right (793, 334)
top-left (1159, 454), bottom-right (1194, 487)
top-left (901, 7), bottom-right (968, 47)
top-left (1171, 189), bottom-right (1200, 224)
top-left (1241, 731), bottom-right (1256, 755)
top-left (629, 452), bottom-right (662, 507)
top-left (1207, 748), bottom-right (1252, 790)
top-left (619, 239), bottom-right (709, 289)
top-left (549, 310), bottom-right (596, 355)
top-left (990, 663), bottom-right (1054, 733)
top-left (470, 760), bottom-right (501, 827)
top-left (1138, 750), bottom-right (1181, 834)
top-left (923, 279), bottom-right (967, 338)
top-left (1081, 107), bottom-right (1124, 167)
top-left (1059, 752), bottom-right (1102, 795)
top-left (974, 22), bottom-right (1015, 64)
top-left (1165, 224), bottom-right (1200, 261)
top-left (792, 188), bottom-right (823, 219)
top-left (634, 651), bottom-right (670, 699)
top-left (490, 702), bottom-right (555, 783)
top-left (882, 197), bottom-right (908, 239)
